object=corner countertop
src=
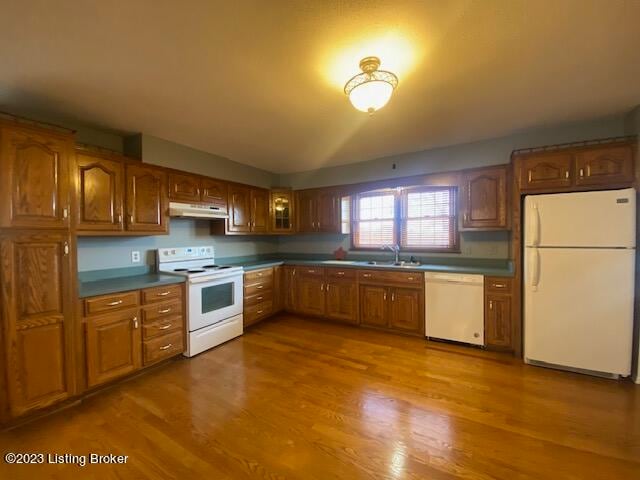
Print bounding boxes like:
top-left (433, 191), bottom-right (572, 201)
top-left (78, 272), bottom-right (186, 299)
top-left (238, 258), bottom-right (514, 277)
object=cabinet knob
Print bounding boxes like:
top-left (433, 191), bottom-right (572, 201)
top-left (62, 207), bottom-right (68, 219)
top-left (579, 168), bottom-right (584, 178)
top-left (489, 301), bottom-right (493, 310)
top-left (63, 242), bottom-right (69, 256)
top-left (565, 170), bottom-right (570, 179)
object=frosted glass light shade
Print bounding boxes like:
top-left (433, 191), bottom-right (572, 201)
top-left (348, 80), bottom-right (394, 113)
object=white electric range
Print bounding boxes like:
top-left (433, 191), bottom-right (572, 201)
top-left (157, 246), bottom-right (244, 357)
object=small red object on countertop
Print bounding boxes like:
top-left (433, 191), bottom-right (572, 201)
top-left (333, 246), bottom-right (347, 260)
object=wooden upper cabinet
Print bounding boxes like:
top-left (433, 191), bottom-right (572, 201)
top-left (359, 285), bottom-right (388, 328)
top-left (0, 123), bottom-right (73, 229)
top-left (0, 232), bottom-right (74, 418)
top-left (317, 190), bottom-right (341, 233)
top-left (520, 152), bottom-right (573, 191)
top-left (201, 178), bottom-right (228, 206)
top-left (388, 288), bottom-right (423, 334)
top-left (227, 184), bottom-right (252, 233)
top-left (250, 188), bottom-right (269, 233)
top-left (125, 164), bottom-right (168, 233)
top-left (296, 189), bottom-right (342, 233)
top-left (168, 172), bottom-right (200, 203)
top-left (325, 279), bottom-right (358, 324)
top-left (75, 151), bottom-right (124, 232)
top-left (296, 190), bottom-right (317, 233)
top-left (85, 308), bottom-right (141, 388)
top-left (461, 166), bottom-right (509, 230)
top-left (270, 189), bottom-right (295, 234)
top-left (575, 144), bottom-right (635, 186)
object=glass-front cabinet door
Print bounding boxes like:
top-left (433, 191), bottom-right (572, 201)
top-left (270, 189), bottom-right (295, 233)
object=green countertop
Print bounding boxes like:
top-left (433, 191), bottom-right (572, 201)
top-left (238, 259), bottom-right (514, 277)
top-left (79, 273), bottom-right (186, 299)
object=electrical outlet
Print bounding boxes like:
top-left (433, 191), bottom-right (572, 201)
top-left (131, 251), bottom-right (141, 263)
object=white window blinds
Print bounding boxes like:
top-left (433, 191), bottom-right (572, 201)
top-left (401, 187), bottom-right (457, 250)
top-left (353, 192), bottom-right (396, 248)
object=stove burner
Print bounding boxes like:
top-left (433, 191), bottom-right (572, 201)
top-left (202, 264), bottom-right (219, 269)
top-left (174, 268), bottom-right (189, 272)
top-left (218, 266), bottom-right (232, 269)
top-left (188, 269), bottom-right (206, 273)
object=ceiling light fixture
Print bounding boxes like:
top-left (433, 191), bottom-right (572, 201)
top-left (344, 56), bottom-right (398, 114)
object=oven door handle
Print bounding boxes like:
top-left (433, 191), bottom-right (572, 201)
top-left (189, 273), bottom-right (242, 285)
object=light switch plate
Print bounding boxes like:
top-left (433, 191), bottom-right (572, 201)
top-left (131, 251), bottom-right (141, 263)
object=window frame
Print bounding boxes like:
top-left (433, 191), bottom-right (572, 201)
top-left (350, 186), bottom-right (460, 253)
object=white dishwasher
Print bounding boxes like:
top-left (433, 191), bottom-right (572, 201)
top-left (425, 272), bottom-right (485, 346)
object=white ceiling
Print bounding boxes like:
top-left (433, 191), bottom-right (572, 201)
top-left (1, 1), bottom-right (639, 173)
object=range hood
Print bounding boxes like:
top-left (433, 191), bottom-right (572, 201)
top-left (169, 202), bottom-right (228, 219)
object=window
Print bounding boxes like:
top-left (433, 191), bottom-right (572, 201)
top-left (352, 191), bottom-right (396, 248)
top-left (401, 187), bottom-right (458, 251)
top-left (341, 196), bottom-right (351, 234)
top-left (351, 186), bottom-right (458, 252)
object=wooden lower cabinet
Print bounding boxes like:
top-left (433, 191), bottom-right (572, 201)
top-left (83, 284), bottom-right (185, 389)
top-left (0, 231), bottom-right (75, 420)
top-left (389, 288), bottom-right (423, 334)
top-left (484, 276), bottom-right (514, 351)
top-left (283, 266), bottom-right (298, 312)
top-left (359, 285), bottom-right (388, 327)
top-left (243, 266), bottom-right (283, 328)
top-left (85, 308), bottom-right (141, 387)
top-left (325, 279), bottom-right (358, 324)
top-left (297, 276), bottom-right (326, 316)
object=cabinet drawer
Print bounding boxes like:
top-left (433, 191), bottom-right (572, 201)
top-left (141, 300), bottom-right (182, 323)
top-left (485, 277), bottom-right (513, 293)
top-left (84, 291), bottom-right (139, 316)
top-left (245, 300), bottom-right (273, 326)
top-left (326, 268), bottom-right (357, 280)
top-left (141, 284), bottom-right (183, 304)
top-left (244, 291), bottom-right (273, 306)
top-left (297, 266), bottom-right (324, 277)
top-left (358, 269), bottom-right (423, 286)
top-left (244, 281), bottom-right (272, 296)
top-left (143, 330), bottom-right (184, 365)
top-left (143, 317), bottom-right (184, 340)
top-left (244, 268), bottom-right (273, 285)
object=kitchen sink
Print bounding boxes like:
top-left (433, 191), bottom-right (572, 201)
top-left (365, 260), bottom-right (421, 267)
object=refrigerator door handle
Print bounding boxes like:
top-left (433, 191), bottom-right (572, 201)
top-left (531, 204), bottom-right (541, 246)
top-left (529, 249), bottom-right (540, 289)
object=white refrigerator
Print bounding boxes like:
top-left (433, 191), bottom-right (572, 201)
top-left (524, 188), bottom-right (636, 378)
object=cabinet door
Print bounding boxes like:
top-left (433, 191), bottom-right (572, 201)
top-left (389, 288), bottom-right (424, 334)
top-left (298, 276), bottom-right (325, 316)
top-left (520, 152), bottom-right (573, 191)
top-left (270, 190), bottom-right (295, 234)
top-left (0, 232), bottom-right (74, 418)
top-left (168, 172), bottom-right (200, 203)
top-left (86, 308), bottom-right (141, 388)
top-left (461, 166), bottom-right (508, 229)
top-left (296, 190), bottom-right (317, 233)
top-left (283, 267), bottom-right (298, 312)
top-left (485, 294), bottom-right (512, 349)
top-left (125, 164), bottom-right (168, 233)
top-left (359, 285), bottom-right (388, 327)
top-left (250, 188), bottom-right (269, 233)
top-left (325, 280), bottom-right (358, 324)
top-left (317, 190), bottom-right (341, 233)
top-left (76, 152), bottom-right (124, 231)
top-left (0, 124), bottom-right (72, 229)
top-left (575, 145), bottom-right (635, 187)
top-left (227, 184), bottom-right (252, 233)
top-left (201, 178), bottom-right (228, 206)
top-left (272, 265), bottom-right (284, 313)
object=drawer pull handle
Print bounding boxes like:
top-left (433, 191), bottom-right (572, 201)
top-left (391, 293), bottom-right (395, 301)
top-left (337, 271), bottom-right (344, 276)
top-left (107, 300), bottom-right (123, 306)
top-left (159, 343), bottom-right (173, 351)
top-left (363, 273), bottom-right (372, 278)
top-left (257, 296), bottom-right (263, 300)
top-left (157, 291), bottom-right (171, 297)
top-left (308, 269), bottom-right (315, 273)
top-left (158, 323), bottom-right (172, 330)
top-left (407, 277), bottom-right (415, 281)
top-left (494, 283), bottom-right (506, 288)
top-left (257, 310), bottom-right (263, 314)
top-left (132, 316), bottom-right (139, 329)
top-left (158, 308), bottom-right (172, 314)
top-left (256, 285), bottom-right (264, 289)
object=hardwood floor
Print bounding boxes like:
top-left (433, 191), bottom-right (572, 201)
top-left (1, 314), bottom-right (639, 479)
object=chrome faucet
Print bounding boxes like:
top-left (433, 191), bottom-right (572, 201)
top-left (382, 244), bottom-right (401, 264)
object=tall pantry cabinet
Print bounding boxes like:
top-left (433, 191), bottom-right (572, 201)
top-left (0, 118), bottom-right (77, 422)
